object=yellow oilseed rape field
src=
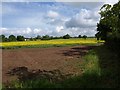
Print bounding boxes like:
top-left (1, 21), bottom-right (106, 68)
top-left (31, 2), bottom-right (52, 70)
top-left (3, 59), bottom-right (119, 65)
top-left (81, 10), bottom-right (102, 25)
top-left (0, 38), bottom-right (104, 47)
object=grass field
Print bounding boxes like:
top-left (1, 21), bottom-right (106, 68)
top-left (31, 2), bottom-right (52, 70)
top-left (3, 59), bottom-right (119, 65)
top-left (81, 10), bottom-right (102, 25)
top-left (0, 38), bottom-right (104, 49)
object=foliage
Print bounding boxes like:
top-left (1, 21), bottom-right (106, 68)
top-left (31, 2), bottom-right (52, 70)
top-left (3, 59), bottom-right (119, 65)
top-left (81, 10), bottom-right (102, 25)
top-left (29, 37), bottom-right (36, 41)
top-left (63, 34), bottom-right (71, 39)
top-left (9, 35), bottom-right (17, 42)
top-left (36, 35), bottom-right (41, 39)
top-left (97, 1), bottom-right (120, 51)
top-left (82, 35), bottom-right (87, 39)
top-left (0, 35), bottom-right (5, 42)
top-left (78, 35), bottom-right (82, 38)
top-left (41, 35), bottom-right (52, 40)
top-left (95, 32), bottom-right (100, 40)
top-left (0, 35), bottom-right (9, 42)
top-left (17, 35), bottom-right (25, 41)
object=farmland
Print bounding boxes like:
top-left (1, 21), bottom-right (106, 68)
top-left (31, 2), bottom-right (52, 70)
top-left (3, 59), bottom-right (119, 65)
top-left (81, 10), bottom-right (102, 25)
top-left (2, 44), bottom-right (119, 88)
top-left (0, 38), bottom-right (104, 48)
top-left (2, 38), bottom-right (119, 88)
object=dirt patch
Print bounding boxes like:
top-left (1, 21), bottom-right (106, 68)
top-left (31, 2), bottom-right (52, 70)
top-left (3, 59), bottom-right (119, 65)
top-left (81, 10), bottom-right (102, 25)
top-left (2, 45), bottom-right (96, 84)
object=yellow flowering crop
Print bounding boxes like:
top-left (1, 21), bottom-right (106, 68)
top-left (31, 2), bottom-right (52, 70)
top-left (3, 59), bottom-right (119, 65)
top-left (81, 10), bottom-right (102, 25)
top-left (0, 38), bottom-right (104, 47)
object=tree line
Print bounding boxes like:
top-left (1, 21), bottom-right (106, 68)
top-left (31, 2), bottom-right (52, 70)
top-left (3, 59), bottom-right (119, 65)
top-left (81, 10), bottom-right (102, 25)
top-left (96, 1), bottom-right (120, 51)
top-left (0, 34), bottom-right (88, 42)
top-left (0, 35), bottom-right (25, 42)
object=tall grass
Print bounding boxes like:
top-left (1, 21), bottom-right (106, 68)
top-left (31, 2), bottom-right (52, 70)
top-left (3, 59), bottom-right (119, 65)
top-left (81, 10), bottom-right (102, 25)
top-left (83, 50), bottom-right (101, 76)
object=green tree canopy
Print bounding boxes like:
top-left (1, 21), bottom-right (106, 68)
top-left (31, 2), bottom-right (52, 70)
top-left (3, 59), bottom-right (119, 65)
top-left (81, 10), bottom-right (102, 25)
top-left (78, 35), bottom-right (82, 38)
top-left (17, 35), bottom-right (25, 41)
top-left (9, 35), bottom-right (16, 42)
top-left (82, 35), bottom-right (87, 39)
top-left (63, 34), bottom-right (71, 39)
top-left (97, 1), bottom-right (120, 50)
top-left (0, 35), bottom-right (5, 42)
top-left (41, 35), bottom-right (51, 40)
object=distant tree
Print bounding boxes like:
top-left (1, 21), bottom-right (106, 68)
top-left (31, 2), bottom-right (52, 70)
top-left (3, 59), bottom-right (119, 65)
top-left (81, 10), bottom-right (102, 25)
top-left (78, 35), bottom-right (82, 38)
top-left (9, 35), bottom-right (16, 42)
top-left (5, 37), bottom-right (9, 42)
top-left (82, 35), bottom-right (87, 39)
top-left (0, 35), bottom-right (5, 42)
top-left (53, 36), bottom-right (59, 39)
top-left (41, 35), bottom-right (51, 40)
top-left (50, 36), bottom-right (53, 39)
top-left (30, 37), bottom-right (34, 41)
top-left (63, 34), bottom-right (70, 39)
top-left (36, 35), bottom-right (41, 39)
top-left (17, 35), bottom-right (25, 41)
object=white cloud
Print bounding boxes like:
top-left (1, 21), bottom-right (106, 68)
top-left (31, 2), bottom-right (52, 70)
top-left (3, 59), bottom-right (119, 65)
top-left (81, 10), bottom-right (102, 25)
top-left (47, 10), bottom-right (59, 19)
top-left (25, 28), bottom-right (32, 34)
top-left (33, 28), bottom-right (42, 34)
top-left (56, 26), bottom-right (64, 32)
top-left (1, 26), bottom-right (96, 37)
top-left (66, 9), bottom-right (100, 28)
top-left (0, 27), bottom-right (44, 37)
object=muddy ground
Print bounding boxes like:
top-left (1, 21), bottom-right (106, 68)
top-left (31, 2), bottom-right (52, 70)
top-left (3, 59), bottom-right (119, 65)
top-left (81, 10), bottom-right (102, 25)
top-left (2, 46), bottom-right (95, 84)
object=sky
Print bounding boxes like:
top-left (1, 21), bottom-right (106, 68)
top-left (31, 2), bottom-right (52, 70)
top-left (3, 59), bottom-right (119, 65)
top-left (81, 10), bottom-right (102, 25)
top-left (0, 0), bottom-right (119, 37)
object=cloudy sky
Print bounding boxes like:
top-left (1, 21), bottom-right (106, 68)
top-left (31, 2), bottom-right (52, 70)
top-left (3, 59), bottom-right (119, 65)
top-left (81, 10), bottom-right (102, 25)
top-left (0, 0), bottom-right (118, 37)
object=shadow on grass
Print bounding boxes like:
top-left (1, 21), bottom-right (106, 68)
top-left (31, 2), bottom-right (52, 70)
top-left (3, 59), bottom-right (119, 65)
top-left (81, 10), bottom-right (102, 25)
top-left (62, 45), bottom-right (119, 88)
top-left (94, 45), bottom-right (119, 88)
top-left (3, 45), bottom-right (120, 89)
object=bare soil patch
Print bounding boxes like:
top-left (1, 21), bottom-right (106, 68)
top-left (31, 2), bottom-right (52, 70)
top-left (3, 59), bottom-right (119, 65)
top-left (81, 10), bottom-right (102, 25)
top-left (2, 45), bottom-right (96, 84)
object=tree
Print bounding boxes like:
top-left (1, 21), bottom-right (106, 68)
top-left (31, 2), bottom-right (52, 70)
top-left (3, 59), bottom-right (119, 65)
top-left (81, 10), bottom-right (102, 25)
top-left (97, 1), bottom-right (120, 50)
top-left (82, 35), bottom-right (87, 39)
top-left (9, 35), bottom-right (16, 42)
top-left (63, 34), bottom-right (70, 39)
top-left (78, 35), bottom-right (82, 38)
top-left (0, 35), bottom-right (5, 42)
top-left (41, 35), bottom-right (51, 40)
top-left (97, 2), bottom-right (120, 41)
top-left (17, 35), bottom-right (25, 41)
top-left (30, 37), bottom-right (34, 41)
top-left (36, 35), bottom-right (41, 39)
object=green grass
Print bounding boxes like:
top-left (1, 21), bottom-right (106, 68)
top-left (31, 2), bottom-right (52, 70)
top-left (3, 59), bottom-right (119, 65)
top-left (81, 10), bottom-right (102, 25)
top-left (3, 45), bottom-right (119, 89)
top-left (83, 50), bottom-right (101, 76)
